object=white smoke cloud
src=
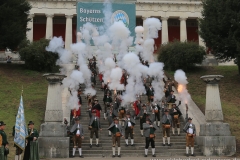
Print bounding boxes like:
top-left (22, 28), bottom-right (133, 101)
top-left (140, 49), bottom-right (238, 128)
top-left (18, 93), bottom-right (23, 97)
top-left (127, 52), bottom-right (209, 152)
top-left (46, 36), bottom-right (72, 64)
top-left (109, 67), bottom-right (124, 90)
top-left (174, 69), bottom-right (191, 104)
top-left (143, 18), bottom-right (162, 39)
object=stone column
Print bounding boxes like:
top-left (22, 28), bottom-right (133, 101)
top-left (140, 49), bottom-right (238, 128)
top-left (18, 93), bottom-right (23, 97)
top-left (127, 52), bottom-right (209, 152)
top-left (26, 14), bottom-right (34, 42)
top-left (201, 75), bottom-right (224, 122)
top-left (196, 75), bottom-right (236, 156)
top-left (45, 14), bottom-right (54, 39)
top-left (60, 64), bottom-right (75, 123)
top-left (179, 17), bottom-right (187, 42)
top-left (38, 73), bottom-right (70, 158)
top-left (161, 17), bottom-right (169, 44)
top-left (65, 15), bottom-right (73, 50)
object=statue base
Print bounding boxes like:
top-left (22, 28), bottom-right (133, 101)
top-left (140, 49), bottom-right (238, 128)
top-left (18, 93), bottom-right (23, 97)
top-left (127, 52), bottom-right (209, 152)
top-left (38, 122), bottom-right (69, 158)
top-left (196, 123), bottom-right (236, 156)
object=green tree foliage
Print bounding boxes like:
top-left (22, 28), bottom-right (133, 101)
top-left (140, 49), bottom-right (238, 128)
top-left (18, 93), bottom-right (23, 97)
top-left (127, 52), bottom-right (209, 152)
top-left (19, 39), bottom-right (59, 72)
top-left (199, 0), bottom-right (240, 74)
top-left (157, 41), bottom-right (205, 71)
top-left (0, 0), bottom-right (31, 50)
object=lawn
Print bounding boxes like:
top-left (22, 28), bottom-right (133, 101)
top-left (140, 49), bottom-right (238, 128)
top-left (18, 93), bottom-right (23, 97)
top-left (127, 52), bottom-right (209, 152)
top-left (1, 63), bottom-right (239, 158)
top-left (167, 66), bottom-right (240, 156)
top-left (0, 63), bottom-right (48, 159)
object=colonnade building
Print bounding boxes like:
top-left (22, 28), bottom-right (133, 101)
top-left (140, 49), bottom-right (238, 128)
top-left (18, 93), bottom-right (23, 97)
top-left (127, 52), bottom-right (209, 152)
top-left (27, 0), bottom-right (204, 50)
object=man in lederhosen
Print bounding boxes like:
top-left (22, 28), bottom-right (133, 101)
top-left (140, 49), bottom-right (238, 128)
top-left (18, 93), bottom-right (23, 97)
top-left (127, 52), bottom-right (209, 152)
top-left (103, 92), bottom-right (112, 120)
top-left (108, 118), bottom-right (124, 157)
top-left (137, 104), bottom-right (149, 137)
top-left (170, 103), bottom-right (182, 136)
top-left (106, 107), bottom-right (114, 136)
top-left (118, 105), bottom-right (126, 126)
top-left (70, 117), bottom-right (84, 158)
top-left (183, 117), bottom-right (196, 157)
top-left (89, 111), bottom-right (102, 148)
top-left (146, 84), bottom-right (154, 103)
top-left (112, 97), bottom-right (120, 119)
top-left (143, 118), bottom-right (158, 157)
top-left (123, 112), bottom-right (135, 146)
top-left (167, 90), bottom-right (176, 109)
top-left (151, 103), bottom-right (161, 127)
top-left (161, 109), bottom-right (172, 146)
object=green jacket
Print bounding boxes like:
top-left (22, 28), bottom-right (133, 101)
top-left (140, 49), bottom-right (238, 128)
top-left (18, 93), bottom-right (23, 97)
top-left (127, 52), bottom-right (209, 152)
top-left (0, 130), bottom-right (8, 146)
top-left (27, 128), bottom-right (39, 142)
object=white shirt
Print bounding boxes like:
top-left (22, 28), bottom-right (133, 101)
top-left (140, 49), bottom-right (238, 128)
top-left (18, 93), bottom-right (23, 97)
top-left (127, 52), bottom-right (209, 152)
top-left (115, 124), bottom-right (118, 128)
top-left (188, 124), bottom-right (193, 134)
top-left (127, 118), bottom-right (131, 127)
top-left (155, 106), bottom-right (158, 110)
top-left (76, 124), bottom-right (80, 135)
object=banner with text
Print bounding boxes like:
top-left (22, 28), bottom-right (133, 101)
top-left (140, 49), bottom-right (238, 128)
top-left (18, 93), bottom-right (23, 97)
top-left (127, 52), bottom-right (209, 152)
top-left (77, 2), bottom-right (136, 44)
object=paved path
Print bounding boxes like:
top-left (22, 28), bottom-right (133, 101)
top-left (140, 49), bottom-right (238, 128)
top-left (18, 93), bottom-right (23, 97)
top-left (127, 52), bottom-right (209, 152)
top-left (44, 155), bottom-right (234, 160)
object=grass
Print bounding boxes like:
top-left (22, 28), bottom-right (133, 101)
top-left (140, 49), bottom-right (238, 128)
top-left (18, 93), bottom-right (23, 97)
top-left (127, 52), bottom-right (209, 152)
top-left (166, 66), bottom-right (240, 156)
top-left (1, 63), bottom-right (240, 158)
top-left (0, 64), bottom-right (47, 159)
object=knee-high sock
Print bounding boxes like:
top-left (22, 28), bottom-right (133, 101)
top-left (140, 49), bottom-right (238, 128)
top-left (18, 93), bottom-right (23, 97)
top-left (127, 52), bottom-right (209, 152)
top-left (145, 149), bottom-right (148, 155)
top-left (157, 121), bottom-right (160, 126)
top-left (167, 137), bottom-right (170, 144)
top-left (112, 147), bottom-right (115, 155)
top-left (90, 138), bottom-right (92, 145)
top-left (16, 155), bottom-right (22, 160)
top-left (78, 148), bottom-right (82, 156)
top-left (172, 128), bottom-right (175, 134)
top-left (96, 138), bottom-right (99, 145)
top-left (73, 148), bottom-right (76, 156)
top-left (152, 148), bottom-right (155, 155)
top-left (186, 146), bottom-right (189, 154)
top-left (131, 139), bottom-right (134, 145)
top-left (177, 128), bottom-right (180, 134)
top-left (191, 147), bottom-right (194, 154)
top-left (140, 130), bottom-right (143, 135)
top-left (163, 137), bottom-right (166, 144)
top-left (104, 113), bottom-right (106, 119)
top-left (109, 131), bottom-right (111, 135)
top-left (118, 147), bottom-right (121, 155)
top-left (125, 139), bottom-right (128, 145)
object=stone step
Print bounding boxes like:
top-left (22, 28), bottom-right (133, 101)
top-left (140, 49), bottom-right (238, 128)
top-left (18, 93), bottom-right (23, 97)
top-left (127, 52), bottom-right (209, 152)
top-left (69, 149), bottom-right (202, 155)
top-left (70, 145), bottom-right (199, 150)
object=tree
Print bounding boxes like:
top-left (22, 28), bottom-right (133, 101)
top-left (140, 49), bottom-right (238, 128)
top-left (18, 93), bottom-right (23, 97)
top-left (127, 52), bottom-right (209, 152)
top-left (199, 0), bottom-right (240, 74)
top-left (157, 41), bottom-right (205, 71)
top-left (0, 0), bottom-right (31, 50)
top-left (19, 39), bottom-right (59, 72)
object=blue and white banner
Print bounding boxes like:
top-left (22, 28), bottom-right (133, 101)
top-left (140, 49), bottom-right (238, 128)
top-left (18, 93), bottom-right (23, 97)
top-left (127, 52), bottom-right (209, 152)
top-left (14, 95), bottom-right (28, 150)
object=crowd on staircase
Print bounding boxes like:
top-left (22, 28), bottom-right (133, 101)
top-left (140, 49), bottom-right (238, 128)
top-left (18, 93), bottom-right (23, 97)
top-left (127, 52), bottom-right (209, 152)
top-left (65, 56), bottom-right (197, 158)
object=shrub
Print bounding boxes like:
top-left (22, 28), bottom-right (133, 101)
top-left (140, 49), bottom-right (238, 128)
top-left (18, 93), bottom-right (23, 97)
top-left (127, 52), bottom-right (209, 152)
top-left (157, 41), bottom-right (206, 71)
top-left (19, 39), bottom-right (59, 72)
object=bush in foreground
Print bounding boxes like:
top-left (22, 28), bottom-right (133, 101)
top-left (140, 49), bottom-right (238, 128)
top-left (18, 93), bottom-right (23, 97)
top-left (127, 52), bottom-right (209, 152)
top-left (157, 41), bottom-right (206, 71)
top-left (19, 39), bottom-right (59, 72)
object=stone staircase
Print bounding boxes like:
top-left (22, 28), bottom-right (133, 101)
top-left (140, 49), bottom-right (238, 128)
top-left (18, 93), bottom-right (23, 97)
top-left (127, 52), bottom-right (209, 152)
top-left (68, 77), bottom-right (203, 157)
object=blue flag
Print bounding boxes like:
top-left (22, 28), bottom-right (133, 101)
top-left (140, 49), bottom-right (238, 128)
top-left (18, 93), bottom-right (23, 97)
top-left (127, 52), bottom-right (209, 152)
top-left (14, 95), bottom-right (28, 150)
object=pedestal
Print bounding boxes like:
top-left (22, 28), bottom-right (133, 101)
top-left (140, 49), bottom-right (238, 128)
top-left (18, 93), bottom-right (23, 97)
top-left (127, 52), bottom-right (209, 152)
top-left (196, 75), bottom-right (236, 156)
top-left (38, 73), bottom-right (70, 158)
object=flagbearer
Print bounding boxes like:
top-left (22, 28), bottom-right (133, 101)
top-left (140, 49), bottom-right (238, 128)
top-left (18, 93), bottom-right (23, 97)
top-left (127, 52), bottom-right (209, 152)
top-left (23, 121), bottom-right (39, 160)
top-left (0, 121), bottom-right (8, 160)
